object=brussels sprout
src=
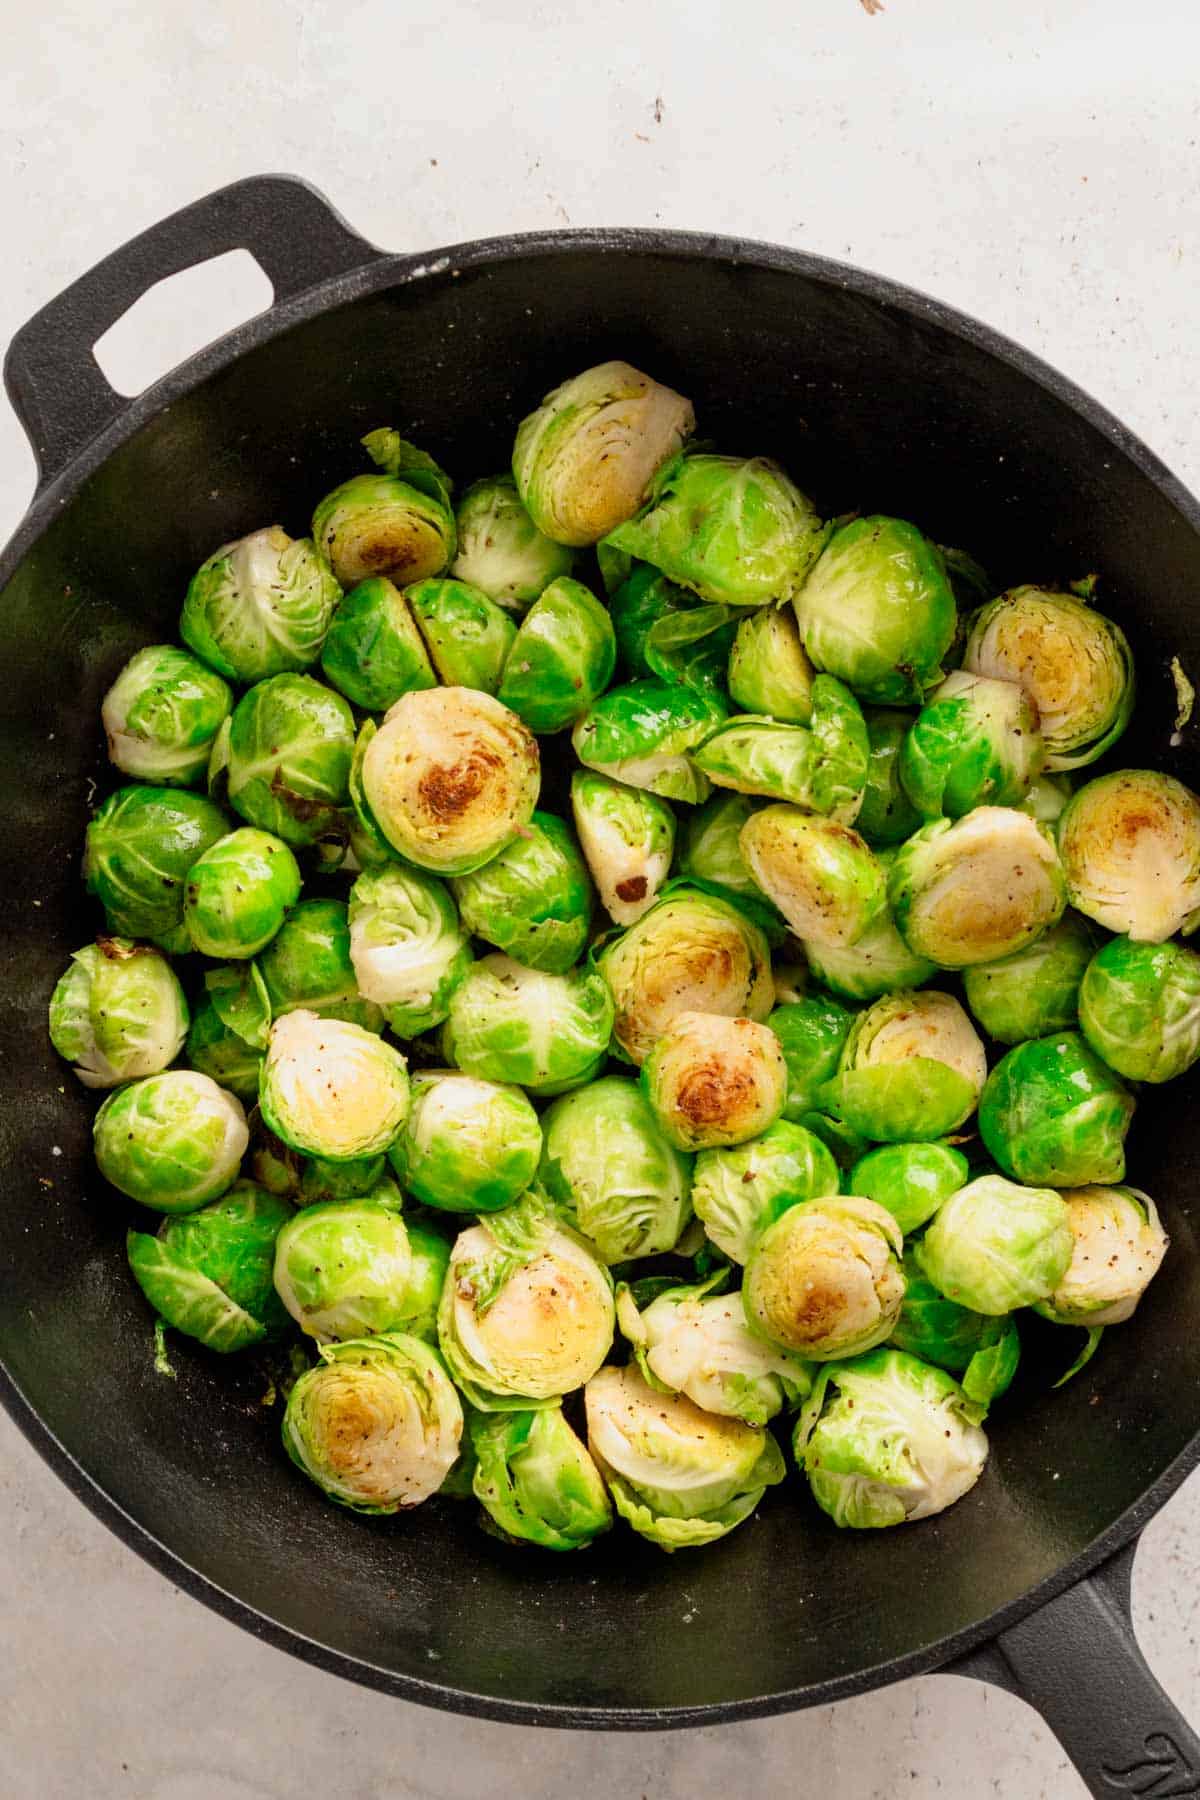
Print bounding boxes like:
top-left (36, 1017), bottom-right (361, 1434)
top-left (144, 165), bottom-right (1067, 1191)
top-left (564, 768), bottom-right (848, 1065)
top-left (438, 1195), bottom-right (615, 1408)
top-left (823, 991), bottom-right (986, 1143)
top-left (743, 1196), bottom-right (904, 1359)
top-left (1058, 770), bottom-right (1200, 942)
top-left (93, 1070), bottom-right (248, 1213)
top-left (1033, 1187), bottom-right (1168, 1326)
top-left (856, 710), bottom-right (922, 847)
top-left (181, 527), bottom-right (341, 684)
top-left (220, 674), bottom-right (355, 852)
top-left (571, 770), bottom-right (675, 927)
top-left (102, 644), bottom-right (233, 788)
top-left (538, 1076), bottom-right (692, 1262)
top-left (572, 679), bottom-right (727, 803)
top-left (603, 453), bottom-right (826, 608)
top-left (643, 1012), bottom-right (786, 1152)
top-left (917, 1173), bottom-right (1074, 1314)
top-left (693, 677), bottom-right (869, 823)
top-left (767, 997), bottom-right (856, 1123)
top-left (273, 1197), bottom-right (413, 1340)
top-left (891, 1249), bottom-right (1020, 1408)
top-left (889, 807), bottom-right (1067, 968)
top-left (794, 517), bottom-right (957, 704)
top-left (963, 586), bottom-right (1133, 769)
top-left (84, 784), bottom-right (230, 941)
top-left (450, 473), bottom-right (576, 610)
top-left (739, 807), bottom-right (887, 949)
top-left (358, 688), bottom-right (539, 876)
top-left (296, 1155), bottom-right (389, 1208)
top-left (318, 576), bottom-right (436, 711)
top-left (184, 991), bottom-right (266, 1101)
top-left (849, 1142), bottom-right (969, 1236)
top-left (49, 938), bottom-right (188, 1088)
top-left (609, 564), bottom-right (734, 695)
top-left (470, 1406), bottom-right (612, 1550)
top-left (584, 1363), bottom-right (786, 1549)
top-left (513, 361), bottom-right (694, 546)
top-left (181, 828), bottom-right (301, 960)
top-left (406, 577), bottom-right (518, 694)
top-left (259, 1011), bottom-right (410, 1161)
top-left (497, 578), bottom-right (617, 734)
top-left (391, 1071), bottom-right (543, 1213)
top-left (451, 812), bottom-right (592, 973)
top-left (794, 1347), bottom-right (988, 1528)
top-left (442, 954), bottom-right (613, 1096)
top-left (617, 1274), bottom-right (810, 1424)
top-left (727, 603), bottom-right (817, 722)
top-left (312, 433), bottom-right (455, 589)
top-left (803, 851), bottom-right (938, 1001)
top-left (398, 1224), bottom-right (452, 1343)
top-left (347, 866), bottom-right (470, 1036)
top-left (598, 886), bottom-right (774, 1065)
top-left (962, 913), bottom-right (1095, 1046)
top-left (127, 1181), bottom-right (292, 1352)
top-left (676, 791), bottom-right (764, 905)
top-left (1078, 936), bottom-right (1200, 1083)
top-left (283, 1331), bottom-right (463, 1513)
top-left (899, 672), bottom-right (1044, 819)
top-left (259, 898), bottom-right (382, 1031)
top-left (691, 1118), bottom-right (839, 1263)
top-left (979, 1031), bottom-right (1135, 1188)
top-left (1020, 771), bottom-right (1073, 826)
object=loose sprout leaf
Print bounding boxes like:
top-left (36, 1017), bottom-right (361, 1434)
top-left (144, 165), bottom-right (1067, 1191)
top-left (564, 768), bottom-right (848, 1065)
top-left (1171, 655), bottom-right (1195, 743)
top-left (1053, 1326), bottom-right (1105, 1389)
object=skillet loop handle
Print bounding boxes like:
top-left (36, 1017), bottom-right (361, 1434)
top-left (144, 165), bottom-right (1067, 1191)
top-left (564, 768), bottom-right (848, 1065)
top-left (3, 174), bottom-right (382, 489)
top-left (948, 1540), bottom-right (1200, 1799)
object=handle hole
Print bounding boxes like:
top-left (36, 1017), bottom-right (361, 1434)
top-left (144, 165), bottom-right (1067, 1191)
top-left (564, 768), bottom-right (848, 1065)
top-left (92, 249), bottom-right (275, 398)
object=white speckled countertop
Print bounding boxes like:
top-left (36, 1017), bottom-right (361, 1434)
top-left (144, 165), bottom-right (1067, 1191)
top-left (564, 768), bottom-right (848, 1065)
top-left (3, 2), bottom-right (1200, 1793)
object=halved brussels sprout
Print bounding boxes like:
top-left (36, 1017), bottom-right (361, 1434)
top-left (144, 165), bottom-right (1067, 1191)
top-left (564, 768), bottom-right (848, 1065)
top-left (93, 1070), bottom-right (248, 1213)
top-left (849, 1141), bottom-right (969, 1236)
top-left (283, 1331), bottom-right (463, 1513)
top-left (470, 1405), bottom-right (612, 1550)
top-left (359, 687), bottom-right (539, 876)
top-left (405, 577), bottom-right (518, 694)
top-left (1033, 1187), bottom-right (1168, 1326)
top-left (347, 866), bottom-right (470, 1036)
top-left (727, 603), bottom-right (816, 722)
top-left (795, 1348), bottom-right (988, 1529)
top-left (617, 1274), bottom-right (810, 1424)
top-left (856, 710), bottom-right (922, 847)
top-left (49, 938), bottom-right (188, 1088)
top-left (450, 472), bottom-right (576, 610)
top-left (1058, 770), bottom-right (1200, 942)
top-left (743, 1196), bottom-right (904, 1359)
top-left (181, 527), bottom-right (341, 684)
top-left (312, 433), bottom-right (455, 588)
top-left (182, 828), bottom-right (301, 960)
top-left (900, 671), bottom-right (1044, 818)
top-left (259, 1011), bottom-right (410, 1161)
top-left (513, 361), bottom-right (694, 546)
top-left (296, 1154), bottom-right (388, 1208)
top-left (538, 1075), bottom-right (692, 1262)
top-left (584, 1362), bottom-right (786, 1549)
top-left (978, 1031), bottom-right (1136, 1187)
top-left (891, 1249), bottom-right (1021, 1409)
top-left (823, 990), bottom-right (986, 1142)
top-left (691, 1118), bottom-right (839, 1263)
top-left (603, 453), bottom-right (826, 608)
top-left (220, 674), bottom-right (355, 852)
top-left (962, 912), bottom-right (1095, 1046)
top-left (643, 1012), bottom-right (786, 1151)
top-left (497, 578), bottom-right (617, 734)
top-left (438, 1195), bottom-right (615, 1408)
top-left (127, 1181), bottom-right (292, 1352)
top-left (889, 806), bottom-right (1067, 967)
top-left (572, 678), bottom-right (727, 804)
top-left (609, 564), bottom-right (734, 695)
top-left (963, 586), bottom-right (1133, 769)
top-left (318, 576), bottom-right (436, 711)
top-left (794, 517), bottom-right (957, 704)
top-left (84, 784), bottom-right (231, 941)
top-left (739, 807), bottom-right (887, 948)
top-left (803, 850), bottom-right (937, 1001)
top-left (392, 1069), bottom-right (543, 1213)
top-left (451, 811), bottom-right (593, 973)
top-left (442, 953), bottom-right (613, 1096)
top-left (767, 996), bottom-right (856, 1123)
top-left (1078, 935), bottom-right (1200, 1083)
top-left (273, 1197), bottom-right (413, 1340)
top-left (259, 898), bottom-right (382, 1031)
top-left (571, 770), bottom-right (675, 927)
top-left (102, 644), bottom-right (232, 788)
top-left (693, 676), bottom-right (869, 823)
top-left (184, 961), bottom-right (271, 1100)
top-left (917, 1173), bottom-right (1074, 1314)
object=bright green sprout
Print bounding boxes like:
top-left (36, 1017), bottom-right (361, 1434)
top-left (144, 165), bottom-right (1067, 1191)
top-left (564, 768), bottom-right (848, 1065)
top-left (259, 897), bottom-right (382, 1032)
top-left (273, 1197), bottom-right (413, 1341)
top-left (888, 806), bottom-right (1066, 967)
top-left (451, 811), bottom-right (593, 974)
top-left (609, 564), bottom-right (734, 695)
top-left (84, 783), bottom-right (230, 941)
top-left (470, 1406), bottom-right (612, 1551)
top-left (102, 644), bottom-right (232, 787)
top-left (442, 953), bottom-right (614, 1096)
top-left (739, 806), bottom-right (887, 947)
top-left (727, 602), bottom-right (816, 722)
top-left (49, 937), bottom-right (188, 1088)
top-left (691, 1118), bottom-right (839, 1264)
top-left (803, 849), bottom-right (937, 1001)
top-left (390, 1070), bottom-right (543, 1214)
top-left (742, 1196), bottom-right (904, 1359)
top-left (856, 710), bottom-right (922, 847)
top-left (127, 1180), bottom-right (292, 1352)
top-left (1078, 935), bottom-right (1200, 1083)
top-left (405, 577), bottom-right (518, 693)
top-left (1058, 769), bottom-right (1200, 942)
top-left (347, 865), bottom-right (471, 1036)
top-left (93, 1070), bottom-right (248, 1213)
top-left (319, 575), bottom-right (436, 711)
top-left (218, 673), bottom-right (355, 852)
top-left (692, 676), bottom-right (869, 822)
top-left (397, 1225), bottom-right (452, 1344)
top-left (572, 678), bottom-right (727, 804)
top-left (498, 577), bottom-right (617, 734)
top-left (767, 996), bottom-right (856, 1125)
top-left (181, 527), bottom-right (341, 684)
top-left (616, 1273), bottom-right (811, 1425)
top-left (917, 1173), bottom-right (1074, 1315)
top-left (962, 912), bottom-right (1095, 1045)
top-left (182, 828), bottom-right (301, 959)
top-left (849, 1141), bottom-right (969, 1236)
top-left (538, 1075), bottom-right (693, 1263)
top-left (450, 472), bottom-right (576, 611)
top-left (978, 1031), bottom-right (1135, 1187)
top-left (823, 990), bottom-right (986, 1143)
top-left (570, 770), bottom-right (675, 927)
top-left (1034, 1186), bottom-right (1167, 1326)
top-left (899, 671), bottom-right (1044, 818)
top-left (259, 1010), bottom-right (409, 1161)
top-left (675, 790), bottom-right (770, 911)
top-left (890, 1248), bottom-right (1020, 1410)
top-left (184, 962), bottom-right (271, 1101)
top-left (311, 432), bottom-right (455, 589)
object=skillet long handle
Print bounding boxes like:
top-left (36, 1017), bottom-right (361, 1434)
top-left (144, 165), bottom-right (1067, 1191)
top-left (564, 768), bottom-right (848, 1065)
top-left (948, 1541), bottom-right (1200, 1798)
top-left (3, 174), bottom-right (382, 489)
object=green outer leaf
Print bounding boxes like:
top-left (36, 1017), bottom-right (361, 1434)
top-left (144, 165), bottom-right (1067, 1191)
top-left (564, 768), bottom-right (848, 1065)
top-left (470, 1406), bottom-right (612, 1551)
top-left (978, 1031), bottom-right (1135, 1187)
top-left (856, 710), bottom-right (922, 846)
top-left (767, 998), bottom-right (856, 1122)
top-left (126, 1182), bottom-right (292, 1352)
top-left (572, 678), bottom-right (727, 804)
top-left (1077, 935), bottom-right (1200, 1083)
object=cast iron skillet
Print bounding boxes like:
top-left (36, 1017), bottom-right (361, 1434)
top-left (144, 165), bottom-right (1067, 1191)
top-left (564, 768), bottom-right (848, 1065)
top-left (2, 175), bottom-right (1199, 1798)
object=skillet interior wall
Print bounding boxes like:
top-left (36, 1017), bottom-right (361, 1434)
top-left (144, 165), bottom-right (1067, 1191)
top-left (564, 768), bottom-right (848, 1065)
top-left (1, 241), bottom-right (1198, 1717)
